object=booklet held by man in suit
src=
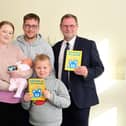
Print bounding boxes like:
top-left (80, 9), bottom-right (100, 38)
top-left (28, 78), bottom-right (46, 101)
top-left (65, 50), bottom-right (82, 71)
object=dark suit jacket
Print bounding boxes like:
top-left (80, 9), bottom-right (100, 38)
top-left (53, 36), bottom-right (104, 109)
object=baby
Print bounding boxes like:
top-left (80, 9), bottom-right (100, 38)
top-left (8, 58), bottom-right (32, 98)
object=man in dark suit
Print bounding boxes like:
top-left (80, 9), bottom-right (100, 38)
top-left (53, 14), bottom-right (104, 126)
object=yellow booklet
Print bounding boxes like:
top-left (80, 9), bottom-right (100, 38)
top-left (28, 78), bottom-right (46, 101)
top-left (65, 50), bottom-right (82, 71)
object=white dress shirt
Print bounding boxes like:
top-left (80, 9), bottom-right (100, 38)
top-left (58, 36), bottom-right (76, 79)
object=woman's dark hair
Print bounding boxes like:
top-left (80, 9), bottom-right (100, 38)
top-left (0, 21), bottom-right (15, 33)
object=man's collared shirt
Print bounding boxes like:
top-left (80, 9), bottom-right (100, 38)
top-left (58, 36), bottom-right (76, 79)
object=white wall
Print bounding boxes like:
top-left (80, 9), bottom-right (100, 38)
top-left (1, 0), bottom-right (125, 79)
top-left (90, 80), bottom-right (126, 126)
top-left (0, 0), bottom-right (126, 125)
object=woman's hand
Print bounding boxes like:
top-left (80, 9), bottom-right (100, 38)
top-left (0, 80), bottom-right (9, 91)
top-left (8, 70), bottom-right (21, 78)
top-left (8, 69), bottom-right (33, 79)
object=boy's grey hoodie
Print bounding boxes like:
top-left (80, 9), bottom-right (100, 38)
top-left (14, 34), bottom-right (54, 67)
top-left (22, 75), bottom-right (71, 126)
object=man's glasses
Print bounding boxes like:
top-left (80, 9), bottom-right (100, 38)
top-left (24, 24), bottom-right (38, 29)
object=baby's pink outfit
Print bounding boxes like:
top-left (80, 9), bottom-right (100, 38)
top-left (9, 61), bottom-right (30, 98)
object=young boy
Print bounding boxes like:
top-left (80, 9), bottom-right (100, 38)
top-left (22, 54), bottom-right (71, 126)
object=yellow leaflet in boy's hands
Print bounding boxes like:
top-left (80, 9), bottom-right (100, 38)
top-left (65, 50), bottom-right (82, 71)
top-left (28, 78), bottom-right (46, 101)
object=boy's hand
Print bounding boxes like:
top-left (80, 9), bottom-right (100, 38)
top-left (23, 92), bottom-right (32, 102)
top-left (43, 89), bottom-right (51, 99)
